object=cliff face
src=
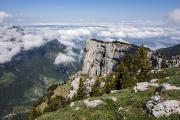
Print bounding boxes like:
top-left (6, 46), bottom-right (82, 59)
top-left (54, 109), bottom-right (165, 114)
top-left (81, 39), bottom-right (138, 77)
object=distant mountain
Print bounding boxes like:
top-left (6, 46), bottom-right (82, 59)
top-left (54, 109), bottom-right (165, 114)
top-left (156, 44), bottom-right (180, 57)
top-left (0, 39), bottom-right (82, 118)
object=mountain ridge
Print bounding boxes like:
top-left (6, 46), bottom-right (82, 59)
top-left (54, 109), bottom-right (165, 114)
top-left (156, 44), bottom-right (180, 57)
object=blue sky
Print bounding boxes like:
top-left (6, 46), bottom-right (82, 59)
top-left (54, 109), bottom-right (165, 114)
top-left (0, 0), bottom-right (180, 23)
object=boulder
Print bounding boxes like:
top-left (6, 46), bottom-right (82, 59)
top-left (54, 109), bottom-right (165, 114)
top-left (149, 79), bottom-right (159, 83)
top-left (133, 82), bottom-right (159, 93)
top-left (70, 102), bottom-right (75, 107)
top-left (118, 107), bottom-right (124, 112)
top-left (146, 95), bottom-right (180, 118)
top-left (160, 83), bottom-right (180, 90)
top-left (108, 96), bottom-right (117, 102)
top-left (110, 90), bottom-right (120, 93)
top-left (84, 99), bottom-right (104, 108)
top-left (74, 107), bottom-right (80, 111)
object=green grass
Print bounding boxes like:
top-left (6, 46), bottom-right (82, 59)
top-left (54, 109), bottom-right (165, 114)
top-left (37, 68), bottom-right (180, 120)
top-left (37, 88), bottom-right (180, 120)
top-left (157, 75), bottom-right (180, 87)
top-left (0, 72), bottom-right (16, 86)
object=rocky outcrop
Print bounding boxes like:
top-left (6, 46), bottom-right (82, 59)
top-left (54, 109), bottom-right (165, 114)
top-left (133, 79), bottom-right (159, 93)
top-left (151, 56), bottom-right (163, 69)
top-left (68, 74), bottom-right (81, 98)
top-left (81, 39), bottom-right (138, 77)
top-left (84, 99), bottom-right (104, 108)
top-left (151, 55), bottom-right (180, 69)
top-left (152, 44), bottom-right (180, 69)
top-left (68, 39), bottom-right (139, 98)
top-left (146, 95), bottom-right (180, 118)
top-left (157, 83), bottom-right (180, 91)
top-left (67, 73), bottom-right (96, 98)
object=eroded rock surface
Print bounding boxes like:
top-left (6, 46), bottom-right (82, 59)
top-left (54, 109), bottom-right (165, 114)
top-left (68, 75), bottom-right (80, 98)
top-left (146, 95), bottom-right (180, 118)
top-left (81, 39), bottom-right (138, 77)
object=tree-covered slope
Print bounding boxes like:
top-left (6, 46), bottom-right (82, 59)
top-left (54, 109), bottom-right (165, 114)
top-left (156, 44), bottom-right (180, 57)
top-left (0, 40), bottom-right (82, 118)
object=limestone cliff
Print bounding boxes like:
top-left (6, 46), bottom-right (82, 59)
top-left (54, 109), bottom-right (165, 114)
top-left (81, 39), bottom-right (138, 77)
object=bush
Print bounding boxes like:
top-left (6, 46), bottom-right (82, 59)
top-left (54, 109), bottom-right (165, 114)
top-left (28, 108), bottom-right (41, 120)
top-left (47, 84), bottom-right (58, 92)
top-left (104, 75), bottom-right (116, 93)
top-left (44, 95), bottom-right (67, 112)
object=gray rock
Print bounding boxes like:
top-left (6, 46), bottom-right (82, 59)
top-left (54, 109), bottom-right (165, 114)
top-left (81, 39), bottom-right (138, 77)
top-left (151, 53), bottom-right (180, 69)
top-left (160, 83), bottom-right (180, 90)
top-left (146, 95), bottom-right (180, 118)
top-left (151, 56), bottom-right (163, 69)
top-left (110, 90), bottom-right (120, 93)
top-left (133, 82), bottom-right (159, 93)
top-left (84, 99), bottom-right (104, 108)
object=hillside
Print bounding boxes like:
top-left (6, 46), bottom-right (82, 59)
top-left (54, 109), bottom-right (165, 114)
top-left (37, 68), bottom-right (180, 120)
top-left (32, 39), bottom-right (139, 114)
top-left (0, 37), bottom-right (82, 118)
top-left (30, 39), bottom-right (180, 120)
top-left (156, 44), bottom-right (180, 57)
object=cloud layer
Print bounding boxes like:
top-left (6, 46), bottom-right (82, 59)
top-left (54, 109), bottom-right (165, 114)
top-left (0, 24), bottom-right (180, 64)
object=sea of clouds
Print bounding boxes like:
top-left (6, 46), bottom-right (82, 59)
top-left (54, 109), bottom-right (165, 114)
top-left (0, 24), bottom-right (180, 64)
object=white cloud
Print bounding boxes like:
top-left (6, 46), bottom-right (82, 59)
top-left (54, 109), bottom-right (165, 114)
top-left (127, 31), bottom-right (168, 39)
top-left (168, 9), bottom-right (180, 23)
top-left (54, 52), bottom-right (76, 65)
top-left (0, 45), bottom-right (21, 63)
top-left (57, 28), bottom-right (92, 41)
top-left (22, 34), bottom-right (44, 50)
top-left (0, 11), bottom-right (11, 23)
top-left (54, 47), bottom-right (79, 64)
top-left (0, 23), bottom-right (180, 64)
top-left (40, 29), bottom-right (59, 41)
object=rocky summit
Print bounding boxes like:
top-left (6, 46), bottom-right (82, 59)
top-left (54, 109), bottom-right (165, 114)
top-left (81, 39), bottom-right (138, 77)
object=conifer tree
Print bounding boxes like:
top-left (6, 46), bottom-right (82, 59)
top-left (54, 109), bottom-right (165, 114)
top-left (115, 53), bottom-right (137, 88)
top-left (115, 47), bottom-right (151, 89)
top-left (134, 46), bottom-right (151, 81)
top-left (104, 75), bottom-right (116, 93)
top-left (91, 77), bottom-right (102, 97)
top-left (76, 78), bottom-right (87, 100)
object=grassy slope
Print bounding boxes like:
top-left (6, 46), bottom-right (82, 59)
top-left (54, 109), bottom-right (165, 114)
top-left (37, 68), bottom-right (180, 120)
top-left (36, 81), bottom-right (71, 112)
